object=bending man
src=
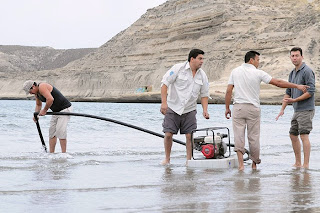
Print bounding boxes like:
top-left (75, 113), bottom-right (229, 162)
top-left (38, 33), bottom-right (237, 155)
top-left (23, 80), bottom-right (72, 153)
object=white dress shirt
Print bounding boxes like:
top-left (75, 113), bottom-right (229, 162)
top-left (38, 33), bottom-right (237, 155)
top-left (161, 61), bottom-right (209, 115)
top-left (228, 63), bottom-right (272, 108)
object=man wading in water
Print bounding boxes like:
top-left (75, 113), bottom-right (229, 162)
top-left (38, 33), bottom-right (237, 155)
top-left (160, 49), bottom-right (210, 165)
top-left (23, 80), bottom-right (72, 153)
top-left (225, 51), bottom-right (308, 170)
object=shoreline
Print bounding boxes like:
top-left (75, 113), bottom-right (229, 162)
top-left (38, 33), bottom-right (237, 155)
top-left (2, 94), bottom-right (319, 105)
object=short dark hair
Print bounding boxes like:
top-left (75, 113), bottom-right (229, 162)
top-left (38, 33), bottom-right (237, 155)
top-left (290, 47), bottom-right (303, 56)
top-left (188, 49), bottom-right (204, 62)
top-left (245, 51), bottom-right (260, 63)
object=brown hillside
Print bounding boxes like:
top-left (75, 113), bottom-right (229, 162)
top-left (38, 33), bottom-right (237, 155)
top-left (1, 0), bottom-right (320, 104)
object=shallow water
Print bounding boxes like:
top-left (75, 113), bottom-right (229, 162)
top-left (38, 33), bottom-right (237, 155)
top-left (1, 100), bottom-right (320, 212)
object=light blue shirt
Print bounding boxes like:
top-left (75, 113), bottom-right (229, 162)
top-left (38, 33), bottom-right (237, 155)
top-left (161, 61), bottom-right (209, 115)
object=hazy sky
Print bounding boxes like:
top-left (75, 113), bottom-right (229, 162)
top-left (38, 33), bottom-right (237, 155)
top-left (0, 0), bottom-right (167, 49)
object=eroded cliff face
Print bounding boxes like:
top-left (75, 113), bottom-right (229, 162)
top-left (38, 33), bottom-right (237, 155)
top-left (0, 45), bottom-right (96, 74)
top-left (1, 0), bottom-right (320, 103)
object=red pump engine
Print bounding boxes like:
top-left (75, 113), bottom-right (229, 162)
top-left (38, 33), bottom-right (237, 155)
top-left (201, 144), bottom-right (217, 159)
top-left (193, 133), bottom-right (228, 159)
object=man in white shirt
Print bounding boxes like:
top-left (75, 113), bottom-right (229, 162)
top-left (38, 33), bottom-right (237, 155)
top-left (160, 49), bottom-right (210, 165)
top-left (225, 51), bottom-right (308, 171)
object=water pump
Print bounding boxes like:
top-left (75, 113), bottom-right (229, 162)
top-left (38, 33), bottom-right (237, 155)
top-left (192, 127), bottom-right (230, 159)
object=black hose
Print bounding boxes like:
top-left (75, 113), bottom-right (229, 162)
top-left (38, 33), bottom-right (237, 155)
top-left (38, 111), bottom-right (186, 145)
top-left (34, 111), bottom-right (249, 161)
top-left (33, 113), bottom-right (47, 152)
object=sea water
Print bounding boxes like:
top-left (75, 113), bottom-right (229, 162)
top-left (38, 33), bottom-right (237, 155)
top-left (1, 100), bottom-right (320, 212)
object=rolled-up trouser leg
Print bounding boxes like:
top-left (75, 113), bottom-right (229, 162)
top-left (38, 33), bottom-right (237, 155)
top-left (246, 105), bottom-right (261, 164)
top-left (232, 104), bottom-right (247, 155)
top-left (233, 104), bottom-right (261, 164)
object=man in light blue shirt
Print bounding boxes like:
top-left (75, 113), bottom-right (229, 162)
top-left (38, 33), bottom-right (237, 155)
top-left (160, 49), bottom-right (210, 165)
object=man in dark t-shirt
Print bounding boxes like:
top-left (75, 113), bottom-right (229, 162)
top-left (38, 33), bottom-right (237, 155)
top-left (23, 80), bottom-right (72, 153)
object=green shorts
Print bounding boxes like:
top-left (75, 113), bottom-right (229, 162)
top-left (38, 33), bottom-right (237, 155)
top-left (289, 110), bottom-right (315, 135)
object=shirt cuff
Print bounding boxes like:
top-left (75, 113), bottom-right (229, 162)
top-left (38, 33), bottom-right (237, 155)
top-left (161, 80), bottom-right (169, 87)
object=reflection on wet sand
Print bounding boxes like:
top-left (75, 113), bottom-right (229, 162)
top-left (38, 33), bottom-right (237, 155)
top-left (30, 158), bottom-right (70, 207)
top-left (227, 170), bottom-right (261, 212)
top-left (33, 158), bottom-right (70, 181)
top-left (290, 170), bottom-right (314, 212)
top-left (161, 167), bottom-right (209, 212)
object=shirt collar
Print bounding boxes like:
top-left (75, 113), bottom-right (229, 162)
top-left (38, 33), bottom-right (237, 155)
top-left (242, 63), bottom-right (256, 69)
top-left (185, 61), bottom-right (191, 70)
top-left (186, 61), bottom-right (201, 73)
top-left (293, 62), bottom-right (306, 72)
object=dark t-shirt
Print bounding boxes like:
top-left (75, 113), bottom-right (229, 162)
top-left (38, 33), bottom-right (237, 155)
top-left (37, 85), bottom-right (71, 112)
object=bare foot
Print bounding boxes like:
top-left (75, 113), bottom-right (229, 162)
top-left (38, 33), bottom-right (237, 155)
top-left (161, 159), bottom-right (170, 166)
top-left (252, 162), bottom-right (257, 170)
top-left (238, 165), bottom-right (244, 171)
top-left (302, 164), bottom-right (309, 169)
top-left (293, 163), bottom-right (302, 168)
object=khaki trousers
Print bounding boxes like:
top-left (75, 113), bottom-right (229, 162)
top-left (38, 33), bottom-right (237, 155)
top-left (232, 103), bottom-right (261, 164)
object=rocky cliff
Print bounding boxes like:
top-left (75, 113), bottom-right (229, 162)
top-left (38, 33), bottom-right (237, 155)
top-left (1, 0), bottom-right (320, 104)
top-left (0, 45), bottom-right (96, 74)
